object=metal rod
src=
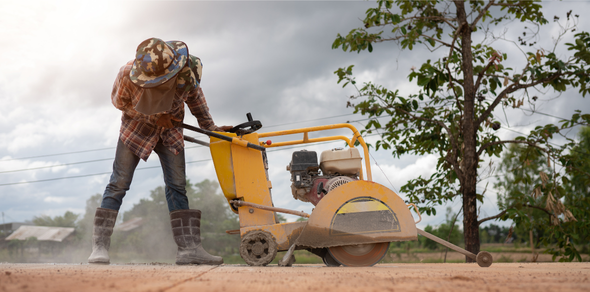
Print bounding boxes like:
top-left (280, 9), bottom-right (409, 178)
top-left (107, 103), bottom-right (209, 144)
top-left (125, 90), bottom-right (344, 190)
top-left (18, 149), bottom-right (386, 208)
top-left (184, 135), bottom-right (210, 147)
top-left (416, 228), bottom-right (476, 260)
top-left (230, 200), bottom-right (310, 218)
top-left (181, 123), bottom-right (266, 151)
top-left (257, 123), bottom-right (372, 181)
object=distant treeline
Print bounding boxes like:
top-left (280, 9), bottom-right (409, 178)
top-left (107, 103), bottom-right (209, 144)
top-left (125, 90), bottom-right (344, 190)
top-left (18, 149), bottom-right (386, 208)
top-left (0, 179), bottom-right (241, 263)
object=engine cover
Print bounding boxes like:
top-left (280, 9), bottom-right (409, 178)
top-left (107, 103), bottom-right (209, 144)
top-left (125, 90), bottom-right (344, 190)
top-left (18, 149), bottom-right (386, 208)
top-left (300, 176), bottom-right (356, 206)
top-left (288, 150), bottom-right (358, 205)
top-left (319, 148), bottom-right (362, 176)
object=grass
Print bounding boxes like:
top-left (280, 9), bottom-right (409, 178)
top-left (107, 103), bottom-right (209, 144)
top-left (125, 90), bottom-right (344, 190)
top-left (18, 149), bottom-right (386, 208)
top-left (496, 254), bottom-right (514, 263)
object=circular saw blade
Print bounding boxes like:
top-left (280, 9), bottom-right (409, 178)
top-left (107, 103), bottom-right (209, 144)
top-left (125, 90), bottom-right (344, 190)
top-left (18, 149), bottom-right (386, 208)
top-left (328, 242), bottom-right (390, 267)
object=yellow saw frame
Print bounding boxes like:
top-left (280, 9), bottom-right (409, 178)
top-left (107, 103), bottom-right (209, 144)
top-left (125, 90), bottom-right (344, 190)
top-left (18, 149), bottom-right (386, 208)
top-left (183, 121), bottom-right (492, 267)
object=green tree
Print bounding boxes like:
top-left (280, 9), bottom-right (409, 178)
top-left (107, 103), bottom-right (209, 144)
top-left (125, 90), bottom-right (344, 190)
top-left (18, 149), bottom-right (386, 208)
top-left (421, 207), bottom-right (463, 250)
top-left (333, 0), bottom-right (590, 260)
top-left (493, 128), bottom-right (590, 261)
top-left (115, 179), bottom-right (240, 261)
top-left (556, 127), bottom-right (590, 260)
top-left (77, 194), bottom-right (104, 236)
top-left (32, 211), bottom-right (79, 227)
top-left (479, 224), bottom-right (513, 244)
top-left (492, 144), bottom-right (554, 255)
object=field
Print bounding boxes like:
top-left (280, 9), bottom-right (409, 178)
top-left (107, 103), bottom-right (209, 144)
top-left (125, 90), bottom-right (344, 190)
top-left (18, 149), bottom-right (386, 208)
top-left (1, 262), bottom-right (588, 292)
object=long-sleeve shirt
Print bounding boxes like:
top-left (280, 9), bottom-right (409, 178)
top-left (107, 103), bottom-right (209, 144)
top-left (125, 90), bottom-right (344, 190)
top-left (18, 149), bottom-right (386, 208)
top-left (111, 60), bottom-right (221, 161)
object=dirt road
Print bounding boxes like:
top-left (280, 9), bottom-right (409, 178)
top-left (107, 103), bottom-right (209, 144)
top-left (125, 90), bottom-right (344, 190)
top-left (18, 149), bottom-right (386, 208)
top-left (1, 262), bottom-right (588, 292)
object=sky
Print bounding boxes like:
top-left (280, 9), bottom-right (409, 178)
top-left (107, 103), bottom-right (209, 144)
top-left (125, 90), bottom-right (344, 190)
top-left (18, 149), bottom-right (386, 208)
top-left (0, 0), bottom-right (589, 231)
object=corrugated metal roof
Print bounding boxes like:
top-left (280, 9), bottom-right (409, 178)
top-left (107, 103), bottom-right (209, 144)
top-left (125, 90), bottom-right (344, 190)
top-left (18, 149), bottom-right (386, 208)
top-left (5, 225), bottom-right (75, 242)
top-left (115, 217), bottom-right (145, 232)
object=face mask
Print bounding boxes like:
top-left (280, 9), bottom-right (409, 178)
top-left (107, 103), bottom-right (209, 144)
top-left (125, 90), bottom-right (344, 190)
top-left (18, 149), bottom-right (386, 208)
top-left (134, 75), bottom-right (178, 115)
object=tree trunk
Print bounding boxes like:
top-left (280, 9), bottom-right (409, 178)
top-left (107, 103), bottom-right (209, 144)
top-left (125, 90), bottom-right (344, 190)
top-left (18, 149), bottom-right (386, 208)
top-left (455, 0), bottom-right (480, 262)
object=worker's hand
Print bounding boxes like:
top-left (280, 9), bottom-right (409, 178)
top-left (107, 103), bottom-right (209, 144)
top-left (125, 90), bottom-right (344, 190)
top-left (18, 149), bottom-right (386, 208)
top-left (156, 114), bottom-right (181, 129)
top-left (218, 125), bottom-right (233, 132)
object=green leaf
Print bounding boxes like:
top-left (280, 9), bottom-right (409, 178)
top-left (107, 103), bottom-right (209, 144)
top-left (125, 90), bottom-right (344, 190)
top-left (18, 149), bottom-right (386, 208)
top-left (427, 38), bottom-right (435, 47)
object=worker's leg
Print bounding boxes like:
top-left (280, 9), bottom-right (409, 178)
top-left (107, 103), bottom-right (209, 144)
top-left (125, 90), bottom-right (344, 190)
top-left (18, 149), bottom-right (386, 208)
top-left (154, 141), bottom-right (189, 212)
top-left (89, 138), bottom-right (139, 264)
top-left (155, 142), bottom-right (222, 265)
top-left (101, 138), bottom-right (141, 211)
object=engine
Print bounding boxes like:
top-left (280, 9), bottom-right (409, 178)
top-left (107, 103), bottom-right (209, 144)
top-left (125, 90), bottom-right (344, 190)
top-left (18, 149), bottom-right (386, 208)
top-left (287, 148), bottom-right (362, 205)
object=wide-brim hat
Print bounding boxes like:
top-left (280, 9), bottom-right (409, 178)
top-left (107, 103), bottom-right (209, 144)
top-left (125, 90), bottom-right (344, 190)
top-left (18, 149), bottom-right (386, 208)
top-left (129, 38), bottom-right (188, 88)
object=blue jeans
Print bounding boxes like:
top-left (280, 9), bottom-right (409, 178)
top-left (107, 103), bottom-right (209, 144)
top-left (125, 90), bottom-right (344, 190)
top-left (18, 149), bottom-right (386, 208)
top-left (101, 138), bottom-right (189, 213)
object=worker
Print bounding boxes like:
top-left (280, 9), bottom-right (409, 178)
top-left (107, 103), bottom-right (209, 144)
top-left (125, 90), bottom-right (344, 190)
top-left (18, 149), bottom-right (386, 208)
top-left (88, 37), bottom-right (231, 265)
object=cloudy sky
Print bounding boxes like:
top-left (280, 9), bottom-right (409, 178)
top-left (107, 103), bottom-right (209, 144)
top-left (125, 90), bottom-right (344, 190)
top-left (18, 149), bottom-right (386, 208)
top-left (1, 0), bottom-right (588, 230)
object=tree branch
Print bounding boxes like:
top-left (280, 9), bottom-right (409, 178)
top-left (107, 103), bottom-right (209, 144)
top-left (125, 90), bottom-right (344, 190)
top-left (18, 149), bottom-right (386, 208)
top-left (476, 69), bottom-right (564, 127)
top-left (474, 55), bottom-right (502, 92)
top-left (470, 0), bottom-right (495, 31)
top-left (393, 105), bottom-right (465, 183)
top-left (397, 14), bottom-right (458, 30)
top-left (477, 139), bottom-right (548, 157)
top-left (478, 203), bottom-right (553, 225)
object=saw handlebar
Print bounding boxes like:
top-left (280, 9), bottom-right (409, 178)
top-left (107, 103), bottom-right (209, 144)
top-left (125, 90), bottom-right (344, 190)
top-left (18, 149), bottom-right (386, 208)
top-left (181, 123), bottom-right (266, 152)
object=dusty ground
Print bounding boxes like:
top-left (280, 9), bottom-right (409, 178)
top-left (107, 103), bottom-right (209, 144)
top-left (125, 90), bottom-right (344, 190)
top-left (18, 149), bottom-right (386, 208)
top-left (0, 262), bottom-right (588, 292)
top-left (383, 251), bottom-right (569, 263)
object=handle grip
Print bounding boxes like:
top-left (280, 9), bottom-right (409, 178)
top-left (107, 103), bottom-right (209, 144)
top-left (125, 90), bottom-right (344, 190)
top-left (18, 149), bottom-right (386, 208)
top-left (407, 203), bottom-right (422, 224)
top-left (181, 123), bottom-right (265, 151)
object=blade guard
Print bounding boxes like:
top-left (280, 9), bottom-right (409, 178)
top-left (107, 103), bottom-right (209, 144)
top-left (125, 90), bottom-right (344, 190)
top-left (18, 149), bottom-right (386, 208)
top-left (295, 180), bottom-right (418, 248)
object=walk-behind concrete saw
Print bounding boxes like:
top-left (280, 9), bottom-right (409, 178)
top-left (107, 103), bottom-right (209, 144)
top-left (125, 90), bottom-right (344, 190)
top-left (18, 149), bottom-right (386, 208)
top-left (182, 113), bottom-right (493, 267)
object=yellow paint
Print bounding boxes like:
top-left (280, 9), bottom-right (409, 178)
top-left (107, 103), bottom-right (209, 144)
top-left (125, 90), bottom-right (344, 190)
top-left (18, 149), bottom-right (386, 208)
top-left (231, 137), bottom-right (249, 148)
top-left (337, 198), bottom-right (390, 214)
top-left (263, 135), bottom-right (352, 148)
top-left (207, 123), bottom-right (410, 252)
top-left (210, 134), bottom-right (238, 212)
top-left (229, 132), bottom-right (276, 227)
top-left (296, 180), bottom-right (418, 246)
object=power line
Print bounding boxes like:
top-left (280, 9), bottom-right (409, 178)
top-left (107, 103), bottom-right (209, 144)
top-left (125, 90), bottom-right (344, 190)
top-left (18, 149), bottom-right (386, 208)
top-left (0, 158), bottom-right (114, 174)
top-left (0, 158), bottom-right (212, 187)
top-left (0, 147), bottom-right (114, 162)
top-left (1, 109), bottom-right (583, 182)
top-left (2, 107), bottom-right (583, 163)
top-left (263, 113), bottom-right (356, 129)
top-left (0, 137), bottom-right (357, 187)
top-left (1, 113), bottom-right (359, 162)
top-left (0, 144), bottom-right (211, 174)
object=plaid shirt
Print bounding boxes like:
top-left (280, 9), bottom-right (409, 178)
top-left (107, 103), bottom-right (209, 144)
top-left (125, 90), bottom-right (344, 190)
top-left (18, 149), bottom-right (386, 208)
top-left (112, 60), bottom-right (220, 161)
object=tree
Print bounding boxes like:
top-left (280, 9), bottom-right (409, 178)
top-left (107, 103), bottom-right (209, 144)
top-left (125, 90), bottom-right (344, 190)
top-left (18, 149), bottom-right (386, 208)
top-left (494, 128), bottom-right (590, 261)
top-left (332, 0), bottom-right (590, 261)
top-left (421, 207), bottom-right (463, 250)
top-left (32, 211), bottom-right (79, 228)
top-left (493, 143), bottom-right (554, 257)
top-left (117, 179), bottom-right (240, 261)
top-left (557, 127), bottom-right (590, 260)
top-left (77, 193), bottom-right (104, 240)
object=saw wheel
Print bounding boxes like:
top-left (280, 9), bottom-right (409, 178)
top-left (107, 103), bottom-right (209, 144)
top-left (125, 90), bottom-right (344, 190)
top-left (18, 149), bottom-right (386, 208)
top-left (239, 230), bottom-right (278, 266)
top-left (328, 242), bottom-right (390, 267)
top-left (322, 250), bottom-right (341, 267)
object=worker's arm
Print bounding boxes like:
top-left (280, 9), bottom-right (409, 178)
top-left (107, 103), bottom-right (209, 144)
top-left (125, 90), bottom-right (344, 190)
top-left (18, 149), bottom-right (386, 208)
top-left (185, 86), bottom-right (231, 132)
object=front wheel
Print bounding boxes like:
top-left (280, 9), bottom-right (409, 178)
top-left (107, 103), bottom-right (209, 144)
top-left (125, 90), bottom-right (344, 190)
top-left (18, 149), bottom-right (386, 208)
top-left (239, 230), bottom-right (277, 266)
